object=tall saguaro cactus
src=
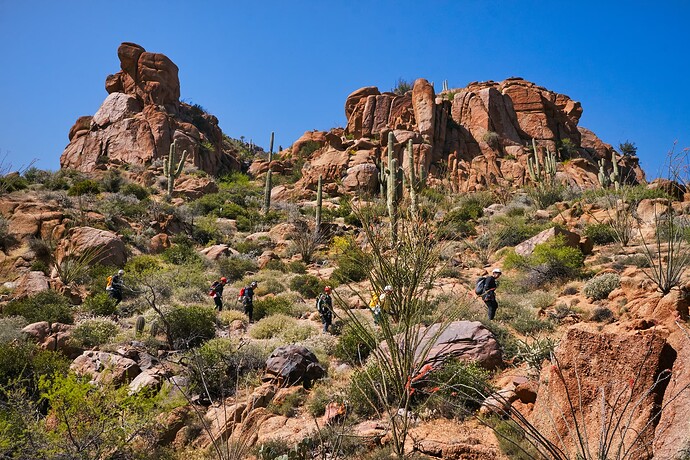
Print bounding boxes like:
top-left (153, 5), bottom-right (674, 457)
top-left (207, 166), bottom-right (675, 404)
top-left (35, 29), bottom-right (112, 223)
top-left (164, 140), bottom-right (187, 197)
top-left (263, 132), bottom-right (275, 214)
top-left (315, 175), bottom-right (323, 231)
top-left (387, 132), bottom-right (398, 243)
top-left (597, 151), bottom-right (621, 191)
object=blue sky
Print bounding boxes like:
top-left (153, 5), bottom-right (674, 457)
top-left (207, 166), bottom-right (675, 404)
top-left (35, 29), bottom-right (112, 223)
top-left (0, 1), bottom-right (688, 178)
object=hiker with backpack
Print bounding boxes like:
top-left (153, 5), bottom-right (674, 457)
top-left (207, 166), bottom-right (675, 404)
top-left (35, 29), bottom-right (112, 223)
top-left (209, 277), bottom-right (228, 311)
top-left (369, 285), bottom-right (392, 325)
top-left (476, 268), bottom-right (502, 320)
top-left (106, 269), bottom-right (126, 305)
top-left (238, 281), bottom-right (258, 322)
top-left (316, 286), bottom-right (333, 333)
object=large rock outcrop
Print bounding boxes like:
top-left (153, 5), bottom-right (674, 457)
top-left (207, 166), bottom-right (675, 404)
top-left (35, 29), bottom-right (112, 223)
top-left (530, 326), bottom-right (676, 460)
top-left (60, 42), bottom-right (240, 176)
top-left (286, 77), bottom-right (645, 198)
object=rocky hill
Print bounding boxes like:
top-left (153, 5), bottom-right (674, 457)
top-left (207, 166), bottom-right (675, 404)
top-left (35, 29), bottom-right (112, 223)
top-left (267, 78), bottom-right (646, 199)
top-left (60, 42), bottom-right (240, 176)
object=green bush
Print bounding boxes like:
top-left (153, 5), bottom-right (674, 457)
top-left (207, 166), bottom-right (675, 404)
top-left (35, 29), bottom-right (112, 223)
top-left (491, 215), bottom-right (553, 248)
top-left (217, 310), bottom-right (249, 327)
top-left (348, 361), bottom-right (399, 417)
top-left (287, 260), bottom-right (307, 274)
top-left (3, 290), bottom-right (73, 324)
top-left (0, 317), bottom-right (28, 344)
top-left (166, 305), bottom-right (216, 349)
top-left (584, 223), bottom-right (617, 245)
top-left (161, 244), bottom-right (203, 266)
top-left (289, 274), bottom-right (324, 298)
top-left (187, 338), bottom-right (266, 399)
top-left (0, 341), bottom-right (69, 392)
top-left (267, 390), bottom-right (305, 417)
top-left (82, 292), bottom-right (118, 316)
top-left (70, 317), bottom-right (118, 348)
top-left (590, 306), bottom-right (615, 323)
top-left (423, 359), bottom-right (492, 419)
top-left (530, 236), bottom-right (584, 279)
top-left (334, 322), bottom-right (376, 365)
top-left (253, 296), bottom-right (293, 321)
top-left (583, 273), bottom-right (621, 300)
top-left (125, 255), bottom-right (162, 276)
top-left (120, 183), bottom-right (150, 200)
top-left (249, 314), bottom-right (316, 341)
top-left (217, 255), bottom-right (257, 281)
top-left (496, 298), bottom-right (554, 335)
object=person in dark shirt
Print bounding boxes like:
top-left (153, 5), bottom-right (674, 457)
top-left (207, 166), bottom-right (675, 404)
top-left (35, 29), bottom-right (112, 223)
top-left (240, 281), bottom-right (258, 322)
top-left (107, 269), bottom-right (126, 305)
top-left (210, 277), bottom-right (228, 311)
top-left (317, 286), bottom-right (333, 332)
top-left (483, 268), bottom-right (502, 320)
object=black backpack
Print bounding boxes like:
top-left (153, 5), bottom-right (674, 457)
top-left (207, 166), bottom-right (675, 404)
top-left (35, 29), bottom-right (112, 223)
top-left (475, 276), bottom-right (488, 296)
top-left (316, 295), bottom-right (326, 314)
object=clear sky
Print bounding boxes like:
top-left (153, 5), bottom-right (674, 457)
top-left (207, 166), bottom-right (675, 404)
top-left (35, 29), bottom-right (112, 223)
top-left (0, 1), bottom-right (687, 178)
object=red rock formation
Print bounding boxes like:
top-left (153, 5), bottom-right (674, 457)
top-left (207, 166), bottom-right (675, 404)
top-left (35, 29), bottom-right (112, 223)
top-left (60, 43), bottom-right (239, 176)
top-left (288, 77), bottom-right (646, 197)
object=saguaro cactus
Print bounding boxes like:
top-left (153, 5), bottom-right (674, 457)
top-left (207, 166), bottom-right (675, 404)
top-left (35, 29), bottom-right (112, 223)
top-left (609, 151), bottom-right (620, 191)
top-left (164, 140), bottom-right (187, 196)
top-left (135, 316), bottom-right (145, 335)
top-left (263, 132), bottom-right (275, 214)
top-left (387, 132), bottom-right (398, 243)
top-left (406, 139), bottom-right (422, 218)
top-left (527, 138), bottom-right (557, 185)
top-left (597, 151), bottom-right (621, 190)
top-left (315, 175), bottom-right (323, 231)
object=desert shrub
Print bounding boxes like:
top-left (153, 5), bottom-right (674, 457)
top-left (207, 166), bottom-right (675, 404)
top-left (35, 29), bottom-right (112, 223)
top-left (161, 243), bottom-right (203, 266)
top-left (496, 297), bottom-right (554, 335)
top-left (330, 236), bottom-right (367, 283)
top-left (348, 361), bottom-right (399, 417)
top-left (481, 320), bottom-right (519, 361)
top-left (253, 277), bottom-right (286, 297)
top-left (70, 317), bottom-right (118, 348)
top-left (439, 209), bottom-right (476, 239)
top-left (166, 305), bottom-right (216, 349)
top-left (217, 255), bottom-right (257, 281)
top-left (0, 342), bottom-right (70, 394)
top-left (491, 215), bottom-right (552, 248)
top-left (289, 274), bottom-right (324, 298)
top-left (529, 291), bottom-right (556, 310)
top-left (217, 310), bottom-right (249, 327)
top-left (120, 182), bottom-right (150, 200)
top-left (287, 260), bottom-right (307, 274)
top-left (68, 178), bottom-right (101, 196)
top-left (423, 359), bottom-right (492, 419)
top-left (590, 306), bottom-right (615, 323)
top-left (249, 314), bottom-right (316, 341)
top-left (584, 223), bottom-right (617, 245)
top-left (583, 273), bottom-right (621, 300)
top-left (614, 254), bottom-right (650, 269)
top-left (234, 239), bottom-right (263, 256)
top-left (0, 317), bottom-right (28, 344)
top-left (125, 255), bottom-right (162, 276)
top-left (3, 290), bottom-right (73, 324)
top-left (267, 390), bottom-right (305, 417)
top-left (306, 384), bottom-right (332, 417)
top-left (334, 322), bottom-right (377, 365)
top-left (523, 236), bottom-right (585, 283)
top-left (514, 337), bottom-right (557, 376)
top-left (561, 284), bottom-right (579, 295)
top-left (264, 259), bottom-right (286, 272)
top-left (0, 173), bottom-right (28, 193)
top-left (82, 292), bottom-right (118, 316)
top-left (252, 295), bottom-right (293, 321)
top-left (187, 338), bottom-right (266, 399)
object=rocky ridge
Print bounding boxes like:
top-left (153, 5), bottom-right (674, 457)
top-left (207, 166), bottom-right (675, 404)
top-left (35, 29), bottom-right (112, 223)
top-left (273, 78), bottom-right (646, 199)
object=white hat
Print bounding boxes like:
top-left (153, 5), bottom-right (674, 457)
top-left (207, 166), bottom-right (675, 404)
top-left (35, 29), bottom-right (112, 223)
top-left (492, 268), bottom-right (502, 274)
top-left (118, 269), bottom-right (125, 275)
top-left (384, 285), bottom-right (393, 291)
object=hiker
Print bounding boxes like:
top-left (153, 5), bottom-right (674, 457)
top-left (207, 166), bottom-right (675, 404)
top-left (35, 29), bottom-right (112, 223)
top-left (369, 285), bottom-right (392, 325)
top-left (209, 277), bottom-right (228, 311)
top-left (106, 269), bottom-right (125, 305)
top-left (239, 281), bottom-right (258, 322)
top-left (481, 268), bottom-right (502, 320)
top-left (316, 286), bottom-right (333, 333)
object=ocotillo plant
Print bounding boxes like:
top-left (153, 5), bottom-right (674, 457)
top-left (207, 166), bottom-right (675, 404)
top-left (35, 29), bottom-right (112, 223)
top-left (387, 132), bottom-right (398, 242)
top-left (164, 140), bottom-right (187, 197)
top-left (263, 132), bottom-right (275, 214)
top-left (315, 175), bottom-right (323, 232)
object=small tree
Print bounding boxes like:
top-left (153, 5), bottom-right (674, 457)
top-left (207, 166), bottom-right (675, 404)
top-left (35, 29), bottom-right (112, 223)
top-left (618, 140), bottom-right (638, 156)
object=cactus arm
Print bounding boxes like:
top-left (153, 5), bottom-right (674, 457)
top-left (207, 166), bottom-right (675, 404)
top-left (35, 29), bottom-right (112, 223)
top-left (407, 139), bottom-right (418, 218)
top-left (263, 132), bottom-right (275, 214)
top-left (316, 175), bottom-right (323, 230)
top-left (387, 132), bottom-right (397, 242)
